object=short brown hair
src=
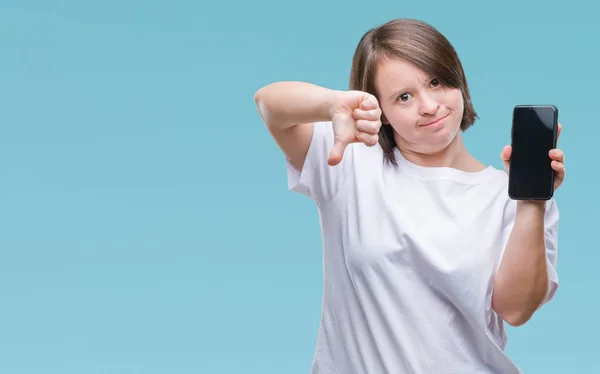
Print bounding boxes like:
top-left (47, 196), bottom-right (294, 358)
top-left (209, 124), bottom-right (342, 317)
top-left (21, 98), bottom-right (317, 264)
top-left (349, 18), bottom-right (478, 165)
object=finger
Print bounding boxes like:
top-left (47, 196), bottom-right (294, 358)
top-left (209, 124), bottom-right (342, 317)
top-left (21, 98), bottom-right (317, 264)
top-left (328, 140), bottom-right (348, 166)
top-left (551, 160), bottom-right (565, 173)
top-left (356, 131), bottom-right (379, 146)
top-left (360, 99), bottom-right (377, 110)
top-left (353, 108), bottom-right (381, 121)
top-left (500, 145), bottom-right (512, 162)
top-left (549, 149), bottom-right (565, 163)
top-left (355, 119), bottom-right (381, 135)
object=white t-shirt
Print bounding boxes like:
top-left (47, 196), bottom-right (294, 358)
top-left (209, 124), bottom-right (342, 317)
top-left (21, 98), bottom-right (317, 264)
top-left (285, 121), bottom-right (559, 374)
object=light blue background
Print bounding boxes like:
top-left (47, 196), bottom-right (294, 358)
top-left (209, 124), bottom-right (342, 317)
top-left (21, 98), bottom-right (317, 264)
top-left (0, 1), bottom-right (597, 373)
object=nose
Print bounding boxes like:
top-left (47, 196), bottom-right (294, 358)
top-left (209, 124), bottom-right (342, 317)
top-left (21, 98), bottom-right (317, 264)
top-left (419, 91), bottom-right (439, 116)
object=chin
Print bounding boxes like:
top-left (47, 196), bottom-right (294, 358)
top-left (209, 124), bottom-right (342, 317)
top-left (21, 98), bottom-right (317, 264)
top-left (418, 125), bottom-right (461, 153)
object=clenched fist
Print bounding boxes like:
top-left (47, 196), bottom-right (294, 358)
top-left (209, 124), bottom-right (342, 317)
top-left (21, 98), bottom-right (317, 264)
top-left (328, 91), bottom-right (383, 166)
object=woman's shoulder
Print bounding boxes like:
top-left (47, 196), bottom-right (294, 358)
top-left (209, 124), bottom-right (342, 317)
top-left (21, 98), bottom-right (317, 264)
top-left (286, 121), bottom-right (385, 205)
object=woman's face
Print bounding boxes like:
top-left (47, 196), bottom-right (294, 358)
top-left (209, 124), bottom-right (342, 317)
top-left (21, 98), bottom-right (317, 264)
top-left (375, 57), bottom-right (464, 155)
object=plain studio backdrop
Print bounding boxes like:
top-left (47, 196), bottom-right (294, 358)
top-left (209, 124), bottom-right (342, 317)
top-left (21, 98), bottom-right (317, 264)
top-left (0, 1), bottom-right (597, 373)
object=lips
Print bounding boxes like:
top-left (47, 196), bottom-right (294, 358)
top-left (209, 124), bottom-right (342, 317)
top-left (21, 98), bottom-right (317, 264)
top-left (422, 114), bottom-right (449, 127)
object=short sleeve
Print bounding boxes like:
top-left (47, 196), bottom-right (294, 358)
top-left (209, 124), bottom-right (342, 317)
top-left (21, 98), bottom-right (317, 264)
top-left (542, 198), bottom-right (560, 303)
top-left (286, 121), bottom-right (353, 206)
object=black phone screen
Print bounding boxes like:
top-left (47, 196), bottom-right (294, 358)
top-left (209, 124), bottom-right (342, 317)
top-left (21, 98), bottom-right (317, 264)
top-left (508, 105), bottom-right (557, 200)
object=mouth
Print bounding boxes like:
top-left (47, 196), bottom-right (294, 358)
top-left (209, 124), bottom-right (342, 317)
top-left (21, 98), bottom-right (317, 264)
top-left (421, 113), bottom-right (449, 127)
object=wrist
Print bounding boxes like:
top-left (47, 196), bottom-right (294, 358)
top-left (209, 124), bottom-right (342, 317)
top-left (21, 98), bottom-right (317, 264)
top-left (326, 89), bottom-right (344, 119)
top-left (516, 200), bottom-right (546, 214)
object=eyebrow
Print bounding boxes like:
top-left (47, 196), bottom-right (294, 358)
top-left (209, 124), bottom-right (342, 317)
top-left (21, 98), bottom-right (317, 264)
top-left (387, 88), bottom-right (409, 101)
top-left (386, 76), bottom-right (435, 101)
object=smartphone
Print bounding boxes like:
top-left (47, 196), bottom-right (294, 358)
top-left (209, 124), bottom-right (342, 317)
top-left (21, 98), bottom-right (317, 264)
top-left (508, 105), bottom-right (558, 200)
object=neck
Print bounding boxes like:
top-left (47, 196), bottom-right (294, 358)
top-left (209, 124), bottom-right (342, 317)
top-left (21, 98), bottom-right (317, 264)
top-left (395, 132), bottom-right (484, 172)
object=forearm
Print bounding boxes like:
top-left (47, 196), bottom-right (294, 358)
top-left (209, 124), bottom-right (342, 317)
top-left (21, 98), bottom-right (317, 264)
top-left (492, 201), bottom-right (549, 326)
top-left (254, 81), bottom-right (339, 130)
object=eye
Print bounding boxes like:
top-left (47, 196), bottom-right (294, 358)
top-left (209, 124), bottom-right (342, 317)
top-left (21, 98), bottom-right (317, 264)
top-left (430, 78), bottom-right (440, 88)
top-left (398, 93), bottom-right (413, 102)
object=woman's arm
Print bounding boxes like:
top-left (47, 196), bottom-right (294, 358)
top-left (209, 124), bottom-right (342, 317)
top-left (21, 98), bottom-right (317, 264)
top-left (254, 81), bottom-right (340, 171)
top-left (492, 200), bottom-right (550, 326)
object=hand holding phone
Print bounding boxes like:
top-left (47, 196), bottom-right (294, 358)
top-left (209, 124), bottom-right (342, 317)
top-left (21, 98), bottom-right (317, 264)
top-left (505, 105), bottom-right (563, 200)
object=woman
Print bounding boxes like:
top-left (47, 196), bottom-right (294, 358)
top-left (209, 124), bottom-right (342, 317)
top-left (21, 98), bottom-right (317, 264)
top-left (253, 18), bottom-right (565, 373)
